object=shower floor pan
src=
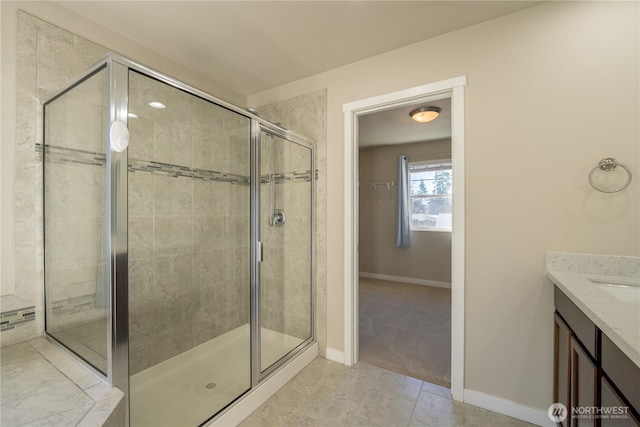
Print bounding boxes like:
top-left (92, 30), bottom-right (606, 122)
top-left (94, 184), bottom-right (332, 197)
top-left (130, 324), bottom-right (304, 427)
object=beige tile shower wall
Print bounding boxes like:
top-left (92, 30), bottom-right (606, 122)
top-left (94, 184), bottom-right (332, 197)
top-left (258, 138), bottom-right (312, 341)
top-left (44, 69), bottom-right (107, 316)
top-left (281, 140), bottom-right (313, 340)
top-left (1, 12), bottom-right (109, 346)
top-left (128, 72), bottom-right (251, 374)
top-left (256, 90), bottom-right (328, 356)
top-left (45, 166), bottom-right (105, 304)
top-left (1, 6), bottom-right (247, 347)
top-left (283, 178), bottom-right (312, 340)
top-left (1, 10), bottom-right (253, 364)
top-left (259, 139), bottom-right (285, 333)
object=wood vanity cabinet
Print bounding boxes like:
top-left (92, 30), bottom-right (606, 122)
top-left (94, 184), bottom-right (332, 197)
top-left (554, 286), bottom-right (640, 427)
top-left (571, 335), bottom-right (598, 427)
top-left (554, 311), bottom-right (598, 427)
top-left (555, 313), bottom-right (571, 426)
top-left (601, 377), bottom-right (638, 427)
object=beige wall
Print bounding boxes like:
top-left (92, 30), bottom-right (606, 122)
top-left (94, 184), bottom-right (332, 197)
top-left (359, 140), bottom-right (452, 283)
top-left (248, 1), bottom-right (640, 411)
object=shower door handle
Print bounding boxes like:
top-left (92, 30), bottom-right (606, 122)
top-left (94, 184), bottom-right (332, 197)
top-left (258, 241), bottom-right (264, 262)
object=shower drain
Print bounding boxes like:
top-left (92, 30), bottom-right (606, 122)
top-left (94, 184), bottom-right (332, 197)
top-left (205, 382), bottom-right (217, 390)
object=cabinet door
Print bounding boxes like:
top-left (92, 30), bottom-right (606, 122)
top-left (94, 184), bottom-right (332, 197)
top-left (601, 377), bottom-right (640, 427)
top-left (571, 336), bottom-right (598, 427)
top-left (555, 313), bottom-right (572, 426)
top-left (602, 333), bottom-right (640, 414)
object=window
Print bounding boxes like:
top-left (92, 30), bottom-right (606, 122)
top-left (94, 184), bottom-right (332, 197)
top-left (409, 160), bottom-right (452, 232)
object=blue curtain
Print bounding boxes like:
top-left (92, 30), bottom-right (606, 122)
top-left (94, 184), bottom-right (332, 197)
top-left (395, 155), bottom-right (410, 248)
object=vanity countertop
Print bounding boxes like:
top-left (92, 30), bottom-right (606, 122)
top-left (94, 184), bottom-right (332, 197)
top-left (546, 252), bottom-right (640, 368)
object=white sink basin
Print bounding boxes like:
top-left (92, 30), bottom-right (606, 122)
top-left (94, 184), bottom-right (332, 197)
top-left (589, 278), bottom-right (640, 303)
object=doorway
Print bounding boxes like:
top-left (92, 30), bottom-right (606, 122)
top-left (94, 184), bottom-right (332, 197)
top-left (343, 76), bottom-right (466, 400)
top-left (357, 98), bottom-right (452, 386)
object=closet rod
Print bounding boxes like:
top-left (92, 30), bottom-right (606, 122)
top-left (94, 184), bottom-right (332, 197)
top-left (358, 181), bottom-right (396, 187)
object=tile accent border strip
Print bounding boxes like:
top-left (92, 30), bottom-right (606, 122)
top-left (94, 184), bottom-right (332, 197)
top-left (37, 143), bottom-right (250, 185)
top-left (262, 170), bottom-right (315, 184)
top-left (0, 306), bottom-right (36, 332)
top-left (51, 295), bottom-right (96, 317)
top-left (37, 143), bottom-right (318, 184)
top-left (129, 159), bottom-right (249, 185)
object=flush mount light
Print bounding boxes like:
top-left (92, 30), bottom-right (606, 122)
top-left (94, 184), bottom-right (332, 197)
top-left (148, 101), bottom-right (166, 109)
top-left (410, 106), bottom-right (441, 123)
top-left (127, 112), bottom-right (138, 119)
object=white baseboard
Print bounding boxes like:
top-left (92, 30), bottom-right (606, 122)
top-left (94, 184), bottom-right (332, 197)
top-left (359, 272), bottom-right (451, 289)
top-left (463, 389), bottom-right (553, 427)
top-left (210, 342), bottom-right (318, 426)
top-left (325, 347), bottom-right (345, 364)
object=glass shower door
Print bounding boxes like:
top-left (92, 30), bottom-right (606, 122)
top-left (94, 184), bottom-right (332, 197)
top-left (259, 129), bottom-right (313, 373)
top-left (127, 70), bottom-right (251, 426)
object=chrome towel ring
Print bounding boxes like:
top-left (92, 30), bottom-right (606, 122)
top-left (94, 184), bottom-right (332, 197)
top-left (588, 158), bottom-right (632, 193)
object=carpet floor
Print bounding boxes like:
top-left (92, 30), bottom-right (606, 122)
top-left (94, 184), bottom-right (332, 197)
top-left (358, 277), bottom-right (451, 387)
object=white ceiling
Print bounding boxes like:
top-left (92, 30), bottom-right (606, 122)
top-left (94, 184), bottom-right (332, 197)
top-left (358, 98), bottom-right (451, 148)
top-left (57, 1), bottom-right (541, 97)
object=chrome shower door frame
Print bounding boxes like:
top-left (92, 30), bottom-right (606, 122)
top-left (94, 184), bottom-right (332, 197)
top-left (252, 124), bottom-right (316, 383)
top-left (107, 59), bottom-right (130, 396)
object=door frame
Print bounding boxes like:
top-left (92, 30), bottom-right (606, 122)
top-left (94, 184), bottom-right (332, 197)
top-left (342, 76), bottom-right (466, 400)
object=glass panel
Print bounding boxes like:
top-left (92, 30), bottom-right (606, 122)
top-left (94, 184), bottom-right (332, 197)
top-left (409, 162), bottom-right (452, 230)
top-left (260, 131), bottom-right (312, 372)
top-left (44, 67), bottom-right (109, 374)
top-left (127, 70), bottom-right (251, 426)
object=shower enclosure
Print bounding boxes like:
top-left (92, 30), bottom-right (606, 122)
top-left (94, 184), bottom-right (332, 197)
top-left (42, 54), bottom-right (315, 426)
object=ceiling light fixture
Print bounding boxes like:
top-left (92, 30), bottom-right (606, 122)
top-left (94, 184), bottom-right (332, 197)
top-left (148, 101), bottom-right (166, 109)
top-left (409, 106), bottom-right (441, 123)
top-left (127, 112), bottom-right (138, 119)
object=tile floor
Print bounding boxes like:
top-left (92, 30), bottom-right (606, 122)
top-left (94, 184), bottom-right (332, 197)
top-left (0, 338), bottom-right (124, 427)
top-left (240, 358), bottom-right (536, 427)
